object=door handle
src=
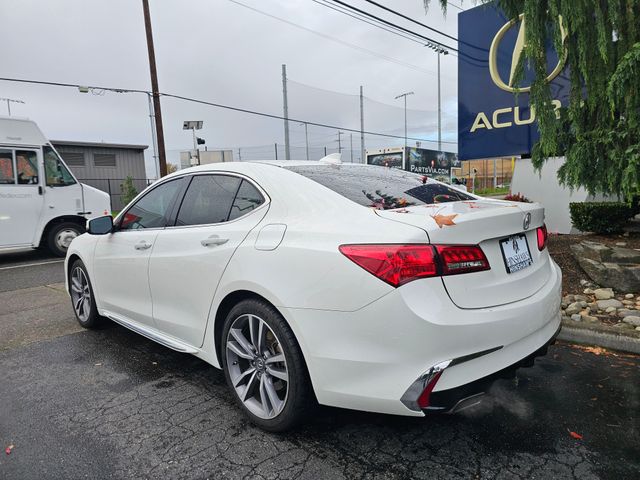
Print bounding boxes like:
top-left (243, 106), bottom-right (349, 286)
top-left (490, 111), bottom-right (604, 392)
top-left (135, 241), bottom-right (152, 250)
top-left (201, 236), bottom-right (229, 247)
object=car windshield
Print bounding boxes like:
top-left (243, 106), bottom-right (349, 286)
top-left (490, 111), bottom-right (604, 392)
top-left (285, 164), bottom-right (474, 209)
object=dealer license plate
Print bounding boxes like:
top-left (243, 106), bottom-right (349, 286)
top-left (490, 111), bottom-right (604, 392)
top-left (500, 234), bottom-right (533, 274)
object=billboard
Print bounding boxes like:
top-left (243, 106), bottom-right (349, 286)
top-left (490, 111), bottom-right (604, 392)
top-left (406, 147), bottom-right (460, 177)
top-left (458, 3), bottom-right (571, 160)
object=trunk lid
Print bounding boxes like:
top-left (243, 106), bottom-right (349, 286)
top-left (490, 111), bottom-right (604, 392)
top-left (375, 199), bottom-right (552, 308)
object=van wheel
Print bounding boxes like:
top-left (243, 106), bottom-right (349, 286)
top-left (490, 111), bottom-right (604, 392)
top-left (47, 222), bottom-right (84, 257)
top-left (69, 259), bottom-right (102, 328)
top-left (222, 299), bottom-right (314, 432)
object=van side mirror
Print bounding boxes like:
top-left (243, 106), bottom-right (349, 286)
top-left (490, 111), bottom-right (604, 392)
top-left (87, 215), bottom-right (113, 235)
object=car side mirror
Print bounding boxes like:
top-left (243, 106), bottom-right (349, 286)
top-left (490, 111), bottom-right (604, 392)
top-left (87, 215), bottom-right (113, 235)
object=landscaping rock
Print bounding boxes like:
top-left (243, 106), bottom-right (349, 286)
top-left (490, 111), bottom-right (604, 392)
top-left (583, 288), bottom-right (594, 295)
top-left (625, 293), bottom-right (635, 299)
top-left (594, 288), bottom-right (615, 300)
top-left (605, 306), bottom-right (617, 314)
top-left (580, 313), bottom-right (598, 322)
top-left (571, 242), bottom-right (640, 292)
top-left (618, 309), bottom-right (636, 318)
top-left (596, 299), bottom-right (623, 310)
top-left (565, 302), bottom-right (582, 315)
top-left (622, 316), bottom-right (640, 327)
top-left (573, 294), bottom-right (589, 302)
top-left (570, 314), bottom-right (582, 322)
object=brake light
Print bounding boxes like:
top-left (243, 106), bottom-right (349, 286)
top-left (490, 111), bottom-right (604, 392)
top-left (537, 224), bottom-right (548, 251)
top-left (339, 243), bottom-right (490, 287)
top-left (435, 245), bottom-right (490, 275)
top-left (338, 245), bottom-right (438, 287)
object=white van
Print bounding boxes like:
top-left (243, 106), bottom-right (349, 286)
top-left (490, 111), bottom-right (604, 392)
top-left (0, 117), bottom-right (110, 256)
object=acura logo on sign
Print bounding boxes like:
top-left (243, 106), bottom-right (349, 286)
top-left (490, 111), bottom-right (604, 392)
top-left (488, 14), bottom-right (567, 93)
top-left (523, 212), bottom-right (531, 230)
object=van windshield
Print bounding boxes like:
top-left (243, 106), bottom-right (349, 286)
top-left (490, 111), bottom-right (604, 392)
top-left (44, 146), bottom-right (76, 186)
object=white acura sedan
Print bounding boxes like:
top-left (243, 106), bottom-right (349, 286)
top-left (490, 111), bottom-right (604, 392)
top-left (65, 160), bottom-right (561, 431)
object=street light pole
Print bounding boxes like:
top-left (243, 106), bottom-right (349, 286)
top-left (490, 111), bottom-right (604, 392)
top-left (425, 42), bottom-right (448, 151)
top-left (299, 122), bottom-right (309, 160)
top-left (394, 91), bottom-right (414, 149)
top-left (0, 97), bottom-right (25, 116)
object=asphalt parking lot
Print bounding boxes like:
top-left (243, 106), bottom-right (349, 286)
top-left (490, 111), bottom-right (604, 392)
top-left (0, 250), bottom-right (639, 479)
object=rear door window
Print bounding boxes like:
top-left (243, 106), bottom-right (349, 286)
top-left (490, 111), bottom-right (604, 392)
top-left (286, 164), bottom-right (473, 209)
top-left (176, 175), bottom-right (241, 226)
top-left (228, 180), bottom-right (265, 221)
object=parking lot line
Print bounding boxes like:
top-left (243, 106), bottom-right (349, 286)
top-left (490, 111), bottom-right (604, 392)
top-left (0, 259), bottom-right (64, 270)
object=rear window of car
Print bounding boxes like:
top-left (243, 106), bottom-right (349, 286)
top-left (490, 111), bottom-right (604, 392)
top-left (285, 164), bottom-right (473, 209)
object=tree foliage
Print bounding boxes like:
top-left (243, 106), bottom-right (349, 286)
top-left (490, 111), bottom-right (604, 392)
top-left (121, 176), bottom-right (138, 206)
top-left (425, 0), bottom-right (640, 201)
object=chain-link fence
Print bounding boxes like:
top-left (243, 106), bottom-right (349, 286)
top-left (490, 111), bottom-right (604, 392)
top-left (81, 178), bottom-right (152, 212)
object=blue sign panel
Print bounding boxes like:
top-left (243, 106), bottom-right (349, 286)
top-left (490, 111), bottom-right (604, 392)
top-left (458, 3), bottom-right (570, 160)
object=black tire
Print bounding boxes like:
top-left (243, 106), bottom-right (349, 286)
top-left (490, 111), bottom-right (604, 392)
top-left (47, 222), bottom-right (85, 257)
top-left (221, 299), bottom-right (314, 432)
top-left (69, 259), bottom-right (102, 329)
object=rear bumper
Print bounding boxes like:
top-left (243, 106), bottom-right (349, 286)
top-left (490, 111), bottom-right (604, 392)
top-left (425, 323), bottom-right (561, 413)
top-left (282, 259), bottom-right (562, 417)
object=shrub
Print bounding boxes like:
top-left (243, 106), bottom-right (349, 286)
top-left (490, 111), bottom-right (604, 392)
top-left (121, 176), bottom-right (138, 206)
top-left (569, 202), bottom-right (635, 234)
top-left (504, 192), bottom-right (532, 203)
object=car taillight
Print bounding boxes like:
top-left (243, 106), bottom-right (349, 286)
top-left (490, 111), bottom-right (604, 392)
top-left (537, 224), bottom-right (548, 251)
top-left (338, 245), bottom-right (438, 287)
top-left (339, 243), bottom-right (490, 287)
top-left (435, 245), bottom-right (490, 276)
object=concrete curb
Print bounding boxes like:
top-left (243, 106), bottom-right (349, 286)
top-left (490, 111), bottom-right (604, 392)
top-left (559, 322), bottom-right (640, 355)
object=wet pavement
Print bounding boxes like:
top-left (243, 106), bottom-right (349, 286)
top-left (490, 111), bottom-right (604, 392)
top-left (0, 324), bottom-right (638, 480)
top-left (0, 249), bottom-right (638, 479)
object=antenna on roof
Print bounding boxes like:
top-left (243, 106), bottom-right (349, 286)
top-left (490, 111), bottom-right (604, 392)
top-left (319, 152), bottom-right (342, 165)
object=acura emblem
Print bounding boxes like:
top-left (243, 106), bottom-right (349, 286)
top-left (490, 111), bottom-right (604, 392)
top-left (489, 14), bottom-right (567, 93)
top-left (523, 212), bottom-right (531, 230)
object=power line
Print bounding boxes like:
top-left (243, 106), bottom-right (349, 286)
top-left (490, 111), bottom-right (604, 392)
top-left (225, 0), bottom-right (439, 77)
top-left (0, 76), bottom-right (457, 145)
top-left (362, 0), bottom-right (458, 42)
top-left (323, 0), bottom-right (458, 52)
top-left (311, 0), bottom-right (431, 48)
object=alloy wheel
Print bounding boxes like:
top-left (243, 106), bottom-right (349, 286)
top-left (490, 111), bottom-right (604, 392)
top-left (70, 267), bottom-right (91, 323)
top-left (225, 314), bottom-right (289, 419)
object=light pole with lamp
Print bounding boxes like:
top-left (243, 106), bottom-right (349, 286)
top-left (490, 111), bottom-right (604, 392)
top-left (425, 41), bottom-right (449, 151)
top-left (394, 91), bottom-right (414, 149)
top-left (0, 97), bottom-right (25, 116)
top-left (183, 120), bottom-right (203, 165)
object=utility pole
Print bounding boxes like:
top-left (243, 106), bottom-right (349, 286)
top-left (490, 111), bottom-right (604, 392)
top-left (0, 97), bottom-right (24, 116)
top-left (300, 122), bottom-right (309, 160)
top-left (336, 131), bottom-right (344, 153)
top-left (359, 86), bottom-right (365, 164)
top-left (394, 91), bottom-right (414, 149)
top-left (282, 64), bottom-right (291, 160)
top-left (350, 133), bottom-right (353, 163)
top-left (142, 0), bottom-right (167, 177)
top-left (238, 148), bottom-right (242, 161)
top-left (274, 143), bottom-right (278, 160)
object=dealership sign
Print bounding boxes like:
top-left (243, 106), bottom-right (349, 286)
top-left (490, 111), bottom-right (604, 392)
top-left (458, 3), bottom-right (570, 160)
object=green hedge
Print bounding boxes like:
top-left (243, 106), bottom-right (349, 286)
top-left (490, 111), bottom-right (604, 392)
top-left (569, 202), bottom-right (635, 234)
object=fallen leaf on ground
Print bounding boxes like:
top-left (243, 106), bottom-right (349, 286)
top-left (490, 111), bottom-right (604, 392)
top-left (568, 430), bottom-right (583, 440)
top-left (5, 444), bottom-right (14, 455)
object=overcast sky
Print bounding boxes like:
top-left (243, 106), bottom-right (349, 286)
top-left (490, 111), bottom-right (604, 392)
top-left (0, 0), bottom-right (464, 177)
